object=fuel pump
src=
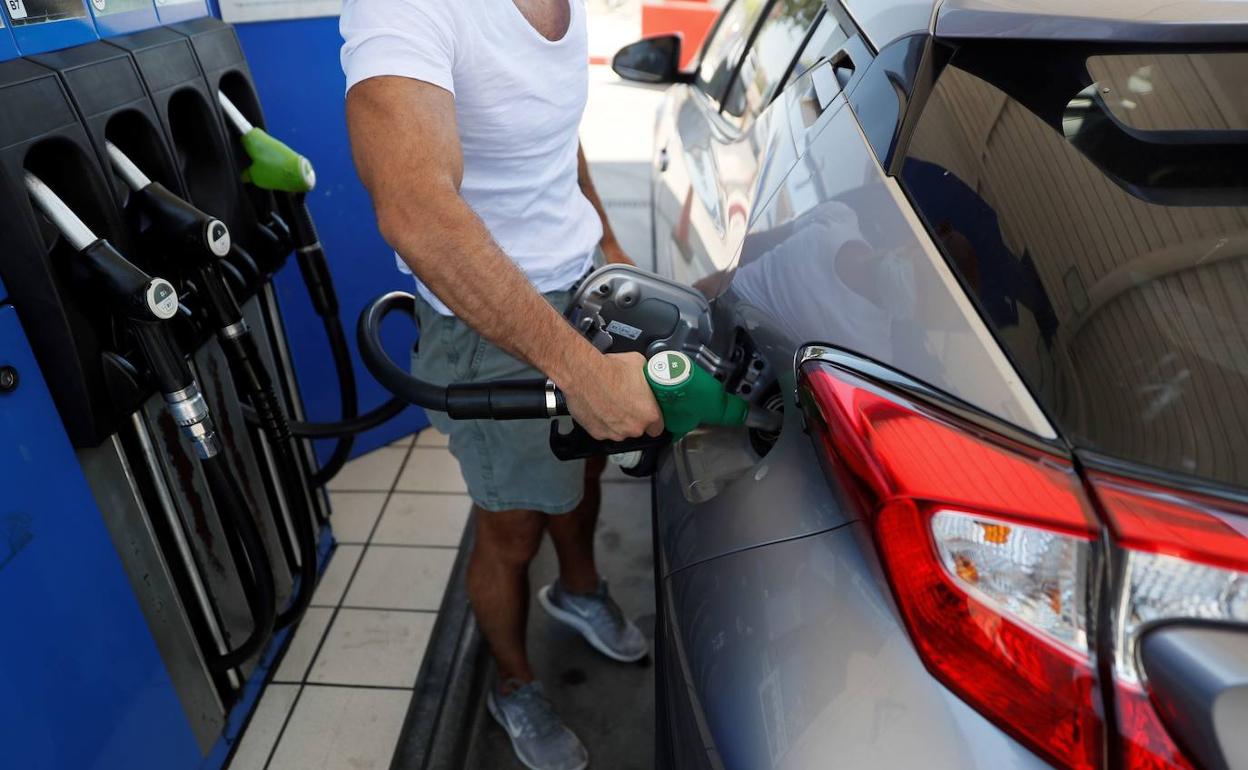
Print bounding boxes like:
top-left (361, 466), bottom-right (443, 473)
top-left (357, 265), bottom-right (781, 475)
top-left (104, 140), bottom-right (319, 630)
top-left (23, 170), bottom-right (277, 672)
top-left (216, 91), bottom-right (407, 478)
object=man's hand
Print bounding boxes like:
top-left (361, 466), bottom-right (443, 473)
top-left (601, 240), bottom-right (635, 266)
top-left (560, 351), bottom-right (664, 442)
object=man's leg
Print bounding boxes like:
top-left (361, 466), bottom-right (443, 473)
top-left (540, 456), bottom-right (648, 662)
top-left (545, 455), bottom-right (605, 593)
top-left (468, 506), bottom-right (545, 687)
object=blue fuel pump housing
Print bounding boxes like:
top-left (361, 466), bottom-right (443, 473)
top-left (0, 16), bottom-right (18, 62)
top-left (2, 0), bottom-right (98, 55)
top-left (85, 0), bottom-right (159, 38)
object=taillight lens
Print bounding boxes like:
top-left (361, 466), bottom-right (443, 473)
top-left (799, 360), bottom-right (1103, 770)
top-left (800, 356), bottom-right (1247, 770)
top-left (1089, 472), bottom-right (1248, 770)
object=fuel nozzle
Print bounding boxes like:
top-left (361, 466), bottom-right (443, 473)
top-left (644, 351), bottom-right (782, 437)
top-left (24, 170), bottom-right (218, 458)
top-left (218, 91), bottom-right (316, 194)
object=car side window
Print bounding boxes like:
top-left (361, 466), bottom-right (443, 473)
top-left (722, 0), bottom-right (828, 121)
top-left (780, 5), bottom-right (852, 94)
top-left (694, 0), bottom-right (765, 108)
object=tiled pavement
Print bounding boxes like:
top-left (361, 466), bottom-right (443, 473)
top-left (228, 429), bottom-right (470, 770)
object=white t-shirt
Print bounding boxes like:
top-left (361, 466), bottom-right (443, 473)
top-left (340, 0), bottom-right (602, 315)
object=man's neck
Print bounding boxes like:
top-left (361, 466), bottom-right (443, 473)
top-left (512, 0), bottom-right (571, 42)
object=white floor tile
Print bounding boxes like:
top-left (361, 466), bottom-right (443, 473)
top-left (273, 607), bottom-right (334, 683)
top-left (388, 434), bottom-right (415, 449)
top-left (414, 427), bottom-right (449, 447)
top-left (311, 544), bottom-right (363, 607)
top-left (344, 546), bottom-right (457, 611)
top-left (307, 608), bottom-right (434, 688)
top-left (326, 448), bottom-right (408, 492)
top-left (372, 493), bottom-right (471, 547)
top-left (267, 686), bottom-right (409, 770)
top-left (327, 492), bottom-right (387, 544)
top-left (396, 448), bottom-right (467, 493)
top-left (227, 683), bottom-right (300, 770)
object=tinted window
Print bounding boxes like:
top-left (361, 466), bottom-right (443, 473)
top-left (901, 45), bottom-right (1248, 489)
top-left (695, 0), bottom-right (765, 106)
top-left (722, 0), bottom-right (825, 119)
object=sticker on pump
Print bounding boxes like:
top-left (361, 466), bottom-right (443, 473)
top-left (6, 0), bottom-right (27, 19)
top-left (647, 351), bottom-right (691, 386)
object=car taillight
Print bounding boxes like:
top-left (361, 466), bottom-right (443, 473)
top-left (1088, 472), bottom-right (1248, 770)
top-left (799, 356), bottom-right (1247, 770)
top-left (799, 359), bottom-right (1103, 770)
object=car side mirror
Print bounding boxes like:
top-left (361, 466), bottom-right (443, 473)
top-left (612, 35), bottom-right (690, 85)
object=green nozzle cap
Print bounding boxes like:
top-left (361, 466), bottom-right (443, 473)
top-left (645, 351), bottom-right (748, 438)
top-left (239, 128), bottom-right (317, 193)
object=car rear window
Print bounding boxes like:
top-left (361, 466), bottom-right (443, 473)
top-left (899, 43), bottom-right (1248, 490)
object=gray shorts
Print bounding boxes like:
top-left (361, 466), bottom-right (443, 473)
top-left (411, 287), bottom-right (585, 514)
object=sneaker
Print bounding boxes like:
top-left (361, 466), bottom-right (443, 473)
top-left (487, 680), bottom-right (589, 770)
top-left (538, 579), bottom-right (648, 663)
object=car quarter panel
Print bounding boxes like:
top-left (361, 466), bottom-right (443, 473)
top-left (718, 98), bottom-right (1053, 437)
top-left (659, 523), bottom-right (1050, 770)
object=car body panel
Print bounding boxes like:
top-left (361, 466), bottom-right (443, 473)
top-left (716, 99), bottom-right (1052, 436)
top-left (658, 523), bottom-right (1051, 770)
top-left (937, 0), bottom-right (1248, 43)
top-left (653, 82), bottom-right (795, 289)
top-left (842, 0), bottom-right (936, 49)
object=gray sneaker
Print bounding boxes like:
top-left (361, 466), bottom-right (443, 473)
top-left (487, 680), bottom-right (588, 770)
top-left (538, 580), bottom-right (648, 663)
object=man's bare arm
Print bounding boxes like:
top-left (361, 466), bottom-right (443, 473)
top-left (577, 143), bottom-right (630, 265)
top-left (346, 76), bottom-right (661, 440)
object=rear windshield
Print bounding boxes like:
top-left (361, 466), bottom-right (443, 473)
top-left (900, 43), bottom-right (1248, 490)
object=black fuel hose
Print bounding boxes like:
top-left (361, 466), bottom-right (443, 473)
top-left (242, 394), bottom-right (408, 439)
top-left (201, 451), bottom-right (278, 671)
top-left (357, 291), bottom-right (569, 420)
top-left (277, 192), bottom-right (358, 487)
top-left (194, 261), bottom-right (319, 630)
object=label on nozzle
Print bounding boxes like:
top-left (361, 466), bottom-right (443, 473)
top-left (206, 220), bottom-right (231, 257)
top-left (647, 351), bottom-right (691, 387)
top-left (147, 279), bottom-right (179, 320)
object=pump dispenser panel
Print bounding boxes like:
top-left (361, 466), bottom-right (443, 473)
top-left (2, 0), bottom-right (97, 55)
top-left (0, 17), bottom-right (19, 61)
top-left (86, 0), bottom-right (159, 39)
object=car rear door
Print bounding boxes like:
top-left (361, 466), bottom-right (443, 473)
top-left (652, 0), bottom-right (812, 289)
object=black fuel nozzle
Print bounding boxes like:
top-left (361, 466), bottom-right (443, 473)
top-left (24, 170), bottom-right (219, 458)
top-left (106, 141), bottom-right (233, 265)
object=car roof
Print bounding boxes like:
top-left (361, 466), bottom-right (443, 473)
top-left (840, 0), bottom-right (1248, 49)
top-left (936, 0), bottom-right (1248, 43)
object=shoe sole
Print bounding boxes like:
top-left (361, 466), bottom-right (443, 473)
top-left (537, 586), bottom-right (648, 663)
top-left (486, 693), bottom-right (588, 770)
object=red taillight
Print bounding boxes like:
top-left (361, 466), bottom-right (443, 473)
top-left (799, 356), bottom-right (1246, 770)
top-left (799, 360), bottom-right (1103, 770)
top-left (1089, 472), bottom-right (1248, 770)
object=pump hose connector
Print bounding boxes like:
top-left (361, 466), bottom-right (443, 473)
top-left (163, 383), bottom-right (219, 459)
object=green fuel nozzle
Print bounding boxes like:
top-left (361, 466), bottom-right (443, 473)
top-left (217, 91), bottom-right (316, 194)
top-left (239, 128), bottom-right (316, 193)
top-left (644, 351), bottom-right (780, 438)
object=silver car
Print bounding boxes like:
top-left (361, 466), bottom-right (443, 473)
top-left (611, 1), bottom-right (1248, 768)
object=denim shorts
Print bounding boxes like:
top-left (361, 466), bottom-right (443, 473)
top-left (410, 287), bottom-right (585, 514)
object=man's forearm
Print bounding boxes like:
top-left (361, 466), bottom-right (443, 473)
top-left (381, 192), bottom-right (599, 388)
